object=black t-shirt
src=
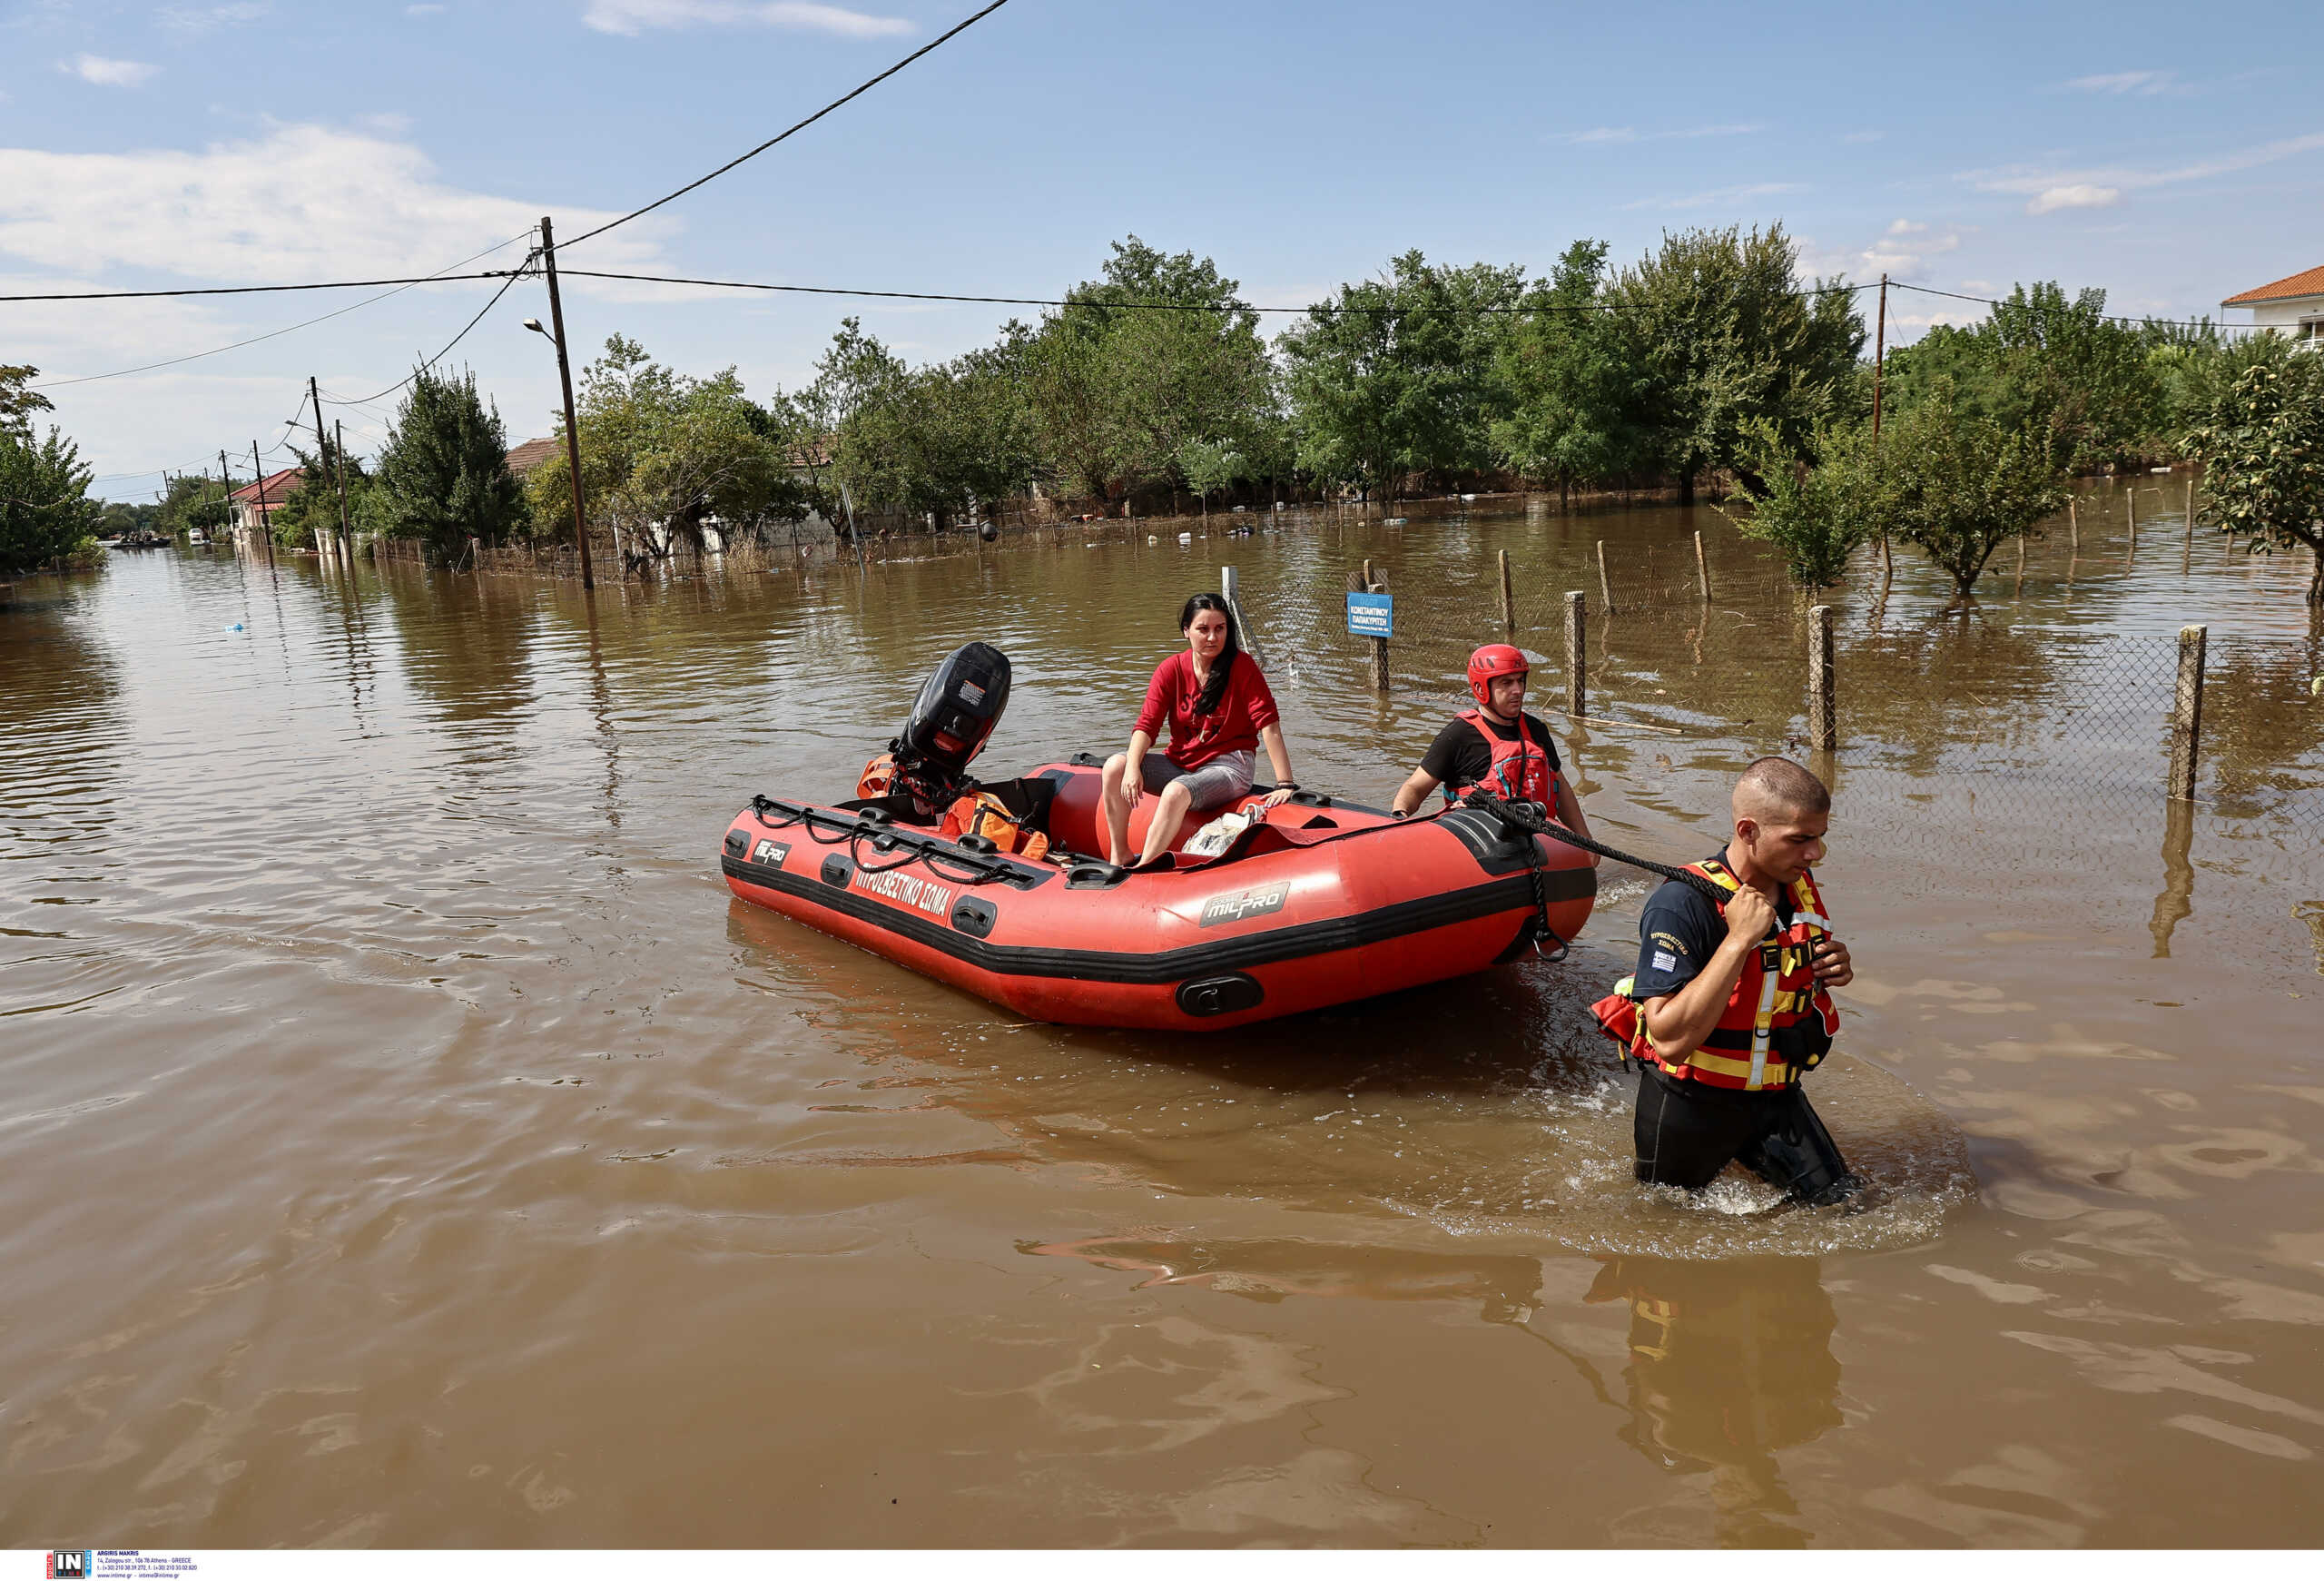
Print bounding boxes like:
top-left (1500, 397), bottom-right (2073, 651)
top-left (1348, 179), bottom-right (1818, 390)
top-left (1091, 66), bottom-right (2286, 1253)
top-left (1630, 851), bottom-right (1794, 1001)
top-left (1420, 711), bottom-right (1561, 792)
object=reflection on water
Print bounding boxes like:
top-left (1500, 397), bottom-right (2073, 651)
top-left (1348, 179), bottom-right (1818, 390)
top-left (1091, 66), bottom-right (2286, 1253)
top-left (1582, 1255), bottom-right (1839, 1548)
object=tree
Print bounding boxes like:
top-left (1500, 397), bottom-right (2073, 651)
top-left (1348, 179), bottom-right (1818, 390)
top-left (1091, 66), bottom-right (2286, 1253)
top-left (266, 447), bottom-right (368, 548)
top-left (0, 363), bottom-right (55, 442)
top-left (371, 366), bottom-right (527, 558)
top-left (1600, 223), bottom-right (1864, 500)
top-left (1025, 237), bottom-right (1276, 503)
top-left (2184, 344), bottom-right (2324, 604)
top-left (524, 334), bottom-right (807, 558)
top-left (1178, 438), bottom-right (1243, 517)
top-left (1492, 240), bottom-right (1650, 503)
top-left (154, 472), bottom-right (232, 540)
top-left (1723, 419), bottom-right (1887, 590)
top-left (1881, 380), bottom-right (2068, 596)
top-left (1280, 250), bottom-right (1527, 503)
top-left (1883, 282), bottom-right (2161, 471)
top-left (0, 423), bottom-right (102, 574)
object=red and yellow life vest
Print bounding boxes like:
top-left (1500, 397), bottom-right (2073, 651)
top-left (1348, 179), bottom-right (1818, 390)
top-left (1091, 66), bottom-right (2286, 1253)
top-left (1589, 858), bottom-right (1838, 1092)
top-left (1441, 708), bottom-right (1556, 806)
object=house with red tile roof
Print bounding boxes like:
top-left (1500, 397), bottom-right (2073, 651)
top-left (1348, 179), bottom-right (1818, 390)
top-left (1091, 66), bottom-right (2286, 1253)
top-left (229, 469), bottom-right (305, 535)
top-left (2221, 264), bottom-right (2324, 347)
top-left (505, 437), bottom-right (560, 478)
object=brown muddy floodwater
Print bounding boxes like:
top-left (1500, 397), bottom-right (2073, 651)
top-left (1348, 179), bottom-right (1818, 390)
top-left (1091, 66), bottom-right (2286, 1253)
top-left (4, 494), bottom-right (2322, 1547)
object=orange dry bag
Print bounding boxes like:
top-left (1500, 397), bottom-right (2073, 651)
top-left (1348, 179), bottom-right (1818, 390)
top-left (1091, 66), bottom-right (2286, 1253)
top-left (940, 790), bottom-right (1049, 862)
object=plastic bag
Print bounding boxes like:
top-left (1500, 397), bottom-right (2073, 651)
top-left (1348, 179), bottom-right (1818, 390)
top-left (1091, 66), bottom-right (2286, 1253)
top-left (1183, 809), bottom-right (1253, 859)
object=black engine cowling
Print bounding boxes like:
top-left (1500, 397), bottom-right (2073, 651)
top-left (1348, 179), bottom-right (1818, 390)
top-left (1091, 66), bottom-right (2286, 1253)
top-left (898, 641), bottom-right (1010, 780)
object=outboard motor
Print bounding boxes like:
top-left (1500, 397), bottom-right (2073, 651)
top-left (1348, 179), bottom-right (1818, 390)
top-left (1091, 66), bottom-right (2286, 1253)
top-left (869, 642), bottom-right (1012, 822)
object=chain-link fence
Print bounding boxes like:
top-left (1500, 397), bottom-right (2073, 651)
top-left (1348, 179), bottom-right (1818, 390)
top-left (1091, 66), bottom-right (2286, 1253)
top-left (1230, 545), bottom-right (2323, 869)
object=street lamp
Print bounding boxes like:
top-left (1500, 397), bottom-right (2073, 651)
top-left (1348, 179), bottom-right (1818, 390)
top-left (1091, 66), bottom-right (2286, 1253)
top-left (524, 221), bottom-right (594, 593)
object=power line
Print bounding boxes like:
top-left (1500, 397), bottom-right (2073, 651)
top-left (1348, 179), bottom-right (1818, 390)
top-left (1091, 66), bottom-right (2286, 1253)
top-left (551, 267), bottom-right (1875, 316)
top-left (559, 0), bottom-right (1012, 251)
top-left (26, 231), bottom-right (537, 390)
top-left (0, 270), bottom-right (515, 304)
top-left (320, 258), bottom-right (539, 407)
top-left (1887, 280), bottom-right (2256, 332)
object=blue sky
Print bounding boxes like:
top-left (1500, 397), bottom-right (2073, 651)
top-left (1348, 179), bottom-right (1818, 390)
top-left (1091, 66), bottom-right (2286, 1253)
top-left (4, 0), bottom-right (2318, 500)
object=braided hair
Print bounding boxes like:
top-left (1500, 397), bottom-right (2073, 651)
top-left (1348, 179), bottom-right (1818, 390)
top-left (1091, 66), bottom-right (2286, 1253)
top-left (1178, 592), bottom-right (1240, 715)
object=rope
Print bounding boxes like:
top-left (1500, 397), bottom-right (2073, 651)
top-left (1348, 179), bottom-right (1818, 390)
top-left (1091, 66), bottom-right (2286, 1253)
top-left (1457, 790), bottom-right (1728, 904)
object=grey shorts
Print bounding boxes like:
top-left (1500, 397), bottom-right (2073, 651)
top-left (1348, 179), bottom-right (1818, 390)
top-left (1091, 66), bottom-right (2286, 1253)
top-left (1141, 749), bottom-right (1255, 811)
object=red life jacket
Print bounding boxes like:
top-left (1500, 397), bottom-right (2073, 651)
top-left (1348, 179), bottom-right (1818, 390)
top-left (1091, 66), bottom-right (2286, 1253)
top-left (1441, 708), bottom-right (1555, 806)
top-left (1588, 858), bottom-right (1839, 1092)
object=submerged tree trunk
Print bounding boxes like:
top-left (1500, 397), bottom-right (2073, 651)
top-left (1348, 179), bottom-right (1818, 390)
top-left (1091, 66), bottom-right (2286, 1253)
top-left (1677, 469), bottom-right (1697, 506)
top-left (2309, 544), bottom-right (2323, 605)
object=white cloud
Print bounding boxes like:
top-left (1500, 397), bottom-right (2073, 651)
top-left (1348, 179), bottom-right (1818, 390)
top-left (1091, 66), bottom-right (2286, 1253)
top-left (1959, 279), bottom-right (1994, 292)
top-left (1621, 181), bottom-right (1802, 212)
top-left (2028, 183), bottom-right (2121, 213)
top-left (2066, 70), bottom-right (2175, 95)
top-left (157, 3), bottom-right (268, 30)
top-left (1552, 122), bottom-right (1759, 146)
top-left (1797, 221), bottom-right (1968, 285)
top-left (1886, 219), bottom-right (1928, 235)
top-left (1967, 130), bottom-right (2324, 214)
top-left (581, 0), bottom-right (913, 37)
top-left (0, 123), bottom-right (667, 284)
top-left (63, 54), bottom-right (161, 87)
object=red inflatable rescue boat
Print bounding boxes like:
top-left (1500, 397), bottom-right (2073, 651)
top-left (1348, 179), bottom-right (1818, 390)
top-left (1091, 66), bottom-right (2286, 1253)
top-left (719, 761), bottom-right (1592, 1031)
top-left (718, 642), bottom-right (1594, 1030)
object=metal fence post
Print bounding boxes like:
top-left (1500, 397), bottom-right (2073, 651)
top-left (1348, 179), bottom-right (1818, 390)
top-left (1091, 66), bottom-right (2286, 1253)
top-left (1807, 604), bottom-right (1836, 749)
top-left (2168, 623), bottom-right (2208, 800)
top-left (1564, 591), bottom-right (1586, 718)
top-left (1498, 548), bottom-right (1515, 635)
top-left (1350, 568), bottom-right (1389, 694)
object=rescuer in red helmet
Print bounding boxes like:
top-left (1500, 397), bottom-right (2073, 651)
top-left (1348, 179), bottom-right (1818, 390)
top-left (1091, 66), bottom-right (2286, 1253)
top-left (1386, 644), bottom-right (1595, 854)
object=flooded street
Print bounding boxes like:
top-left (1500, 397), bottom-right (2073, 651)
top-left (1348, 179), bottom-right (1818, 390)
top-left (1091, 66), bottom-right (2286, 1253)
top-left (4, 499), bottom-right (2321, 1546)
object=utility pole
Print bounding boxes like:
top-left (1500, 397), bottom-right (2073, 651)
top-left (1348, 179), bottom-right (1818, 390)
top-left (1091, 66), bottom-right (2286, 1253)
top-left (332, 419), bottom-right (354, 559)
top-left (309, 375), bottom-right (338, 559)
top-left (251, 440), bottom-right (274, 563)
top-left (537, 215), bottom-right (595, 591)
top-left (219, 450), bottom-right (233, 547)
top-left (1872, 272), bottom-right (1887, 443)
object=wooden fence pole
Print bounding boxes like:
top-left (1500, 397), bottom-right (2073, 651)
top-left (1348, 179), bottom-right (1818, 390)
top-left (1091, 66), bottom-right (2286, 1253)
top-left (1498, 548), bottom-right (1516, 635)
top-left (1564, 591), bottom-right (1586, 718)
top-left (2184, 477), bottom-right (2196, 542)
top-left (1694, 529), bottom-right (1711, 601)
top-left (2127, 489), bottom-right (2139, 565)
top-left (1807, 603), bottom-right (1836, 749)
top-left (2069, 499), bottom-right (2079, 554)
top-left (1596, 539), bottom-right (1617, 614)
top-left (2167, 623), bottom-right (2208, 801)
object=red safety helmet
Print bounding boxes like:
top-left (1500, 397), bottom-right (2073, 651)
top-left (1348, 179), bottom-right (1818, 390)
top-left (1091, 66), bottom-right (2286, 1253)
top-left (1467, 644), bottom-right (1530, 709)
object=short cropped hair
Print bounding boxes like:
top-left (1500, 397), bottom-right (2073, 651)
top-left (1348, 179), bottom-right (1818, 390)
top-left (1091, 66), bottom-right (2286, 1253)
top-left (1737, 756), bottom-right (1831, 816)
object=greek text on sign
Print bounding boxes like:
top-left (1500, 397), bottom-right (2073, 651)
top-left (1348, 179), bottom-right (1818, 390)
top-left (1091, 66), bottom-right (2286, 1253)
top-left (1199, 881), bottom-right (1291, 928)
top-left (1346, 591), bottom-right (1393, 637)
top-left (855, 867), bottom-right (954, 917)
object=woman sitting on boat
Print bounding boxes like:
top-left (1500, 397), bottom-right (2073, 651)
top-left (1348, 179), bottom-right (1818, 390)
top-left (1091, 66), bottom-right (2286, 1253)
top-left (1102, 592), bottom-right (1300, 868)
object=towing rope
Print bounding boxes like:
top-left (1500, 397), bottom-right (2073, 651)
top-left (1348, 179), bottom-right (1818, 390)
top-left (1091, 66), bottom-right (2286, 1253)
top-left (1458, 791), bottom-right (1728, 904)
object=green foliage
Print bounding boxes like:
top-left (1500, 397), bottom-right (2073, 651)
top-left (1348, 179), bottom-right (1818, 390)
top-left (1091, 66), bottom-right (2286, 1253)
top-left (1723, 420), bottom-right (1886, 590)
top-left (2183, 343), bottom-right (2324, 602)
top-left (154, 472), bottom-right (232, 539)
top-left (1177, 438), bottom-right (1244, 514)
top-left (528, 334), bottom-right (810, 553)
top-left (265, 448), bottom-right (369, 548)
top-left (0, 423), bottom-right (103, 574)
top-left (1880, 380), bottom-right (2070, 595)
top-left (1600, 223), bottom-right (1865, 496)
top-left (1279, 249), bottom-right (1526, 501)
top-left (1, 363), bottom-right (56, 443)
top-left (1492, 240), bottom-right (1649, 496)
top-left (372, 366), bottom-right (527, 557)
top-left (1883, 282), bottom-right (2165, 471)
top-left (1025, 237), bottom-right (1276, 501)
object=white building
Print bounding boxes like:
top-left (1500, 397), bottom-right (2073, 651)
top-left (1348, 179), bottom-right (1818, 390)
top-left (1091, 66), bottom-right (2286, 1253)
top-left (2221, 264), bottom-right (2324, 346)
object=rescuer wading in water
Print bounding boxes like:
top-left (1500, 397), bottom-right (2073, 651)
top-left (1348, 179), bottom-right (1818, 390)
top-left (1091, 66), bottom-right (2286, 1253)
top-left (1590, 758), bottom-right (1858, 1204)
top-left (1387, 644), bottom-right (1595, 852)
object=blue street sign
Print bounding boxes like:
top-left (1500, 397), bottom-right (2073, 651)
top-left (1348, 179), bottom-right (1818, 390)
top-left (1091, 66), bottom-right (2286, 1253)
top-left (1346, 590), bottom-right (1393, 637)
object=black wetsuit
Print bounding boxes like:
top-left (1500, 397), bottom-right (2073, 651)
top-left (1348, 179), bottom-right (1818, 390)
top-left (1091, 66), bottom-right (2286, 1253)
top-left (1629, 864), bottom-right (1856, 1204)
